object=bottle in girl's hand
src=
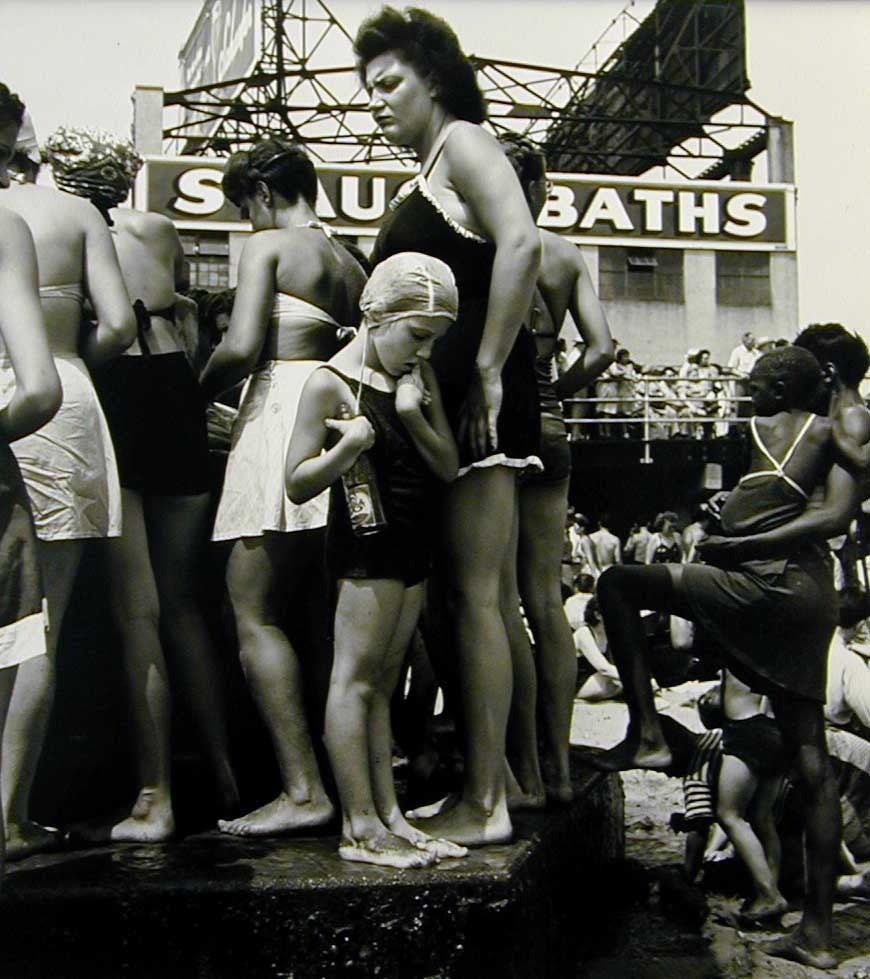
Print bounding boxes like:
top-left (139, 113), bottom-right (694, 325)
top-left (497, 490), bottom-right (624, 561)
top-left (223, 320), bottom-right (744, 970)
top-left (338, 403), bottom-right (388, 535)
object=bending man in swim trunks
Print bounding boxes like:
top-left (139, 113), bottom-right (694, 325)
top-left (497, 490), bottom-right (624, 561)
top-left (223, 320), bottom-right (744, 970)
top-left (1, 104), bottom-right (136, 859)
top-left (589, 346), bottom-right (859, 970)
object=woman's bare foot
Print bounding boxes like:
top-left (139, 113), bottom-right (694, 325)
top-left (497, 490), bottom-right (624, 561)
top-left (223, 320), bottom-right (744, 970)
top-left (109, 788), bottom-right (175, 843)
top-left (338, 830), bottom-right (438, 869)
top-left (583, 738), bottom-right (673, 773)
top-left (409, 798), bottom-right (512, 847)
top-left (71, 788), bottom-right (175, 844)
top-left (5, 821), bottom-right (62, 861)
top-left (384, 809), bottom-right (468, 860)
top-left (506, 786), bottom-right (547, 812)
top-left (217, 792), bottom-right (335, 837)
top-left (505, 764), bottom-right (546, 812)
top-left (404, 793), bottom-right (458, 821)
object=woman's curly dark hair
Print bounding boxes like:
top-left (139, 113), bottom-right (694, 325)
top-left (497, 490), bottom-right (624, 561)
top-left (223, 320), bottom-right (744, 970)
top-left (499, 133), bottom-right (546, 187)
top-left (354, 6), bottom-right (486, 124)
top-left (222, 138), bottom-right (317, 209)
top-left (0, 82), bottom-right (25, 129)
top-left (794, 322), bottom-right (870, 390)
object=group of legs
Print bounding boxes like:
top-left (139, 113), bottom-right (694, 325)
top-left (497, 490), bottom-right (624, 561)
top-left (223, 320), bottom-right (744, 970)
top-left (594, 562), bottom-right (840, 968)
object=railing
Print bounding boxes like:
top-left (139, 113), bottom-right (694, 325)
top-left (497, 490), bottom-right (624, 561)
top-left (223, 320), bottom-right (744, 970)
top-left (563, 371), bottom-right (752, 464)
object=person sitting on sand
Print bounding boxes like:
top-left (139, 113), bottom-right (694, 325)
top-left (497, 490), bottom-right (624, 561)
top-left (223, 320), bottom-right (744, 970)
top-left (286, 252), bottom-right (467, 869)
top-left (588, 346), bottom-right (863, 970)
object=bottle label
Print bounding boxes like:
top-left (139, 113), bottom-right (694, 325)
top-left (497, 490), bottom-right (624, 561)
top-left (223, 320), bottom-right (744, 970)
top-left (346, 482), bottom-right (380, 532)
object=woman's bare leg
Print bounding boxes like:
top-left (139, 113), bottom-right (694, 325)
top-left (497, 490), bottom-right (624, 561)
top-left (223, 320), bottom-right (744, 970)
top-left (328, 578), bottom-right (432, 868)
top-left (145, 493), bottom-right (239, 817)
top-left (3, 539), bottom-right (82, 857)
top-left (501, 502), bottom-right (545, 809)
top-left (0, 666), bottom-right (17, 883)
top-left (95, 489), bottom-right (174, 841)
top-left (517, 477), bottom-right (575, 802)
top-left (411, 467), bottom-right (516, 846)
top-left (219, 531), bottom-right (333, 836)
top-left (591, 563), bottom-right (693, 771)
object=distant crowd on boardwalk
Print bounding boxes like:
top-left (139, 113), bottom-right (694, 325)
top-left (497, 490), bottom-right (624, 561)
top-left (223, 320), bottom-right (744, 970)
top-left (1, 5), bottom-right (870, 972)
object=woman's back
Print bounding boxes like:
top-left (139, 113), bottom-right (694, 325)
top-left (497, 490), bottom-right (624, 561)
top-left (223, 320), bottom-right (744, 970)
top-left (259, 225), bottom-right (366, 363)
top-left (721, 411), bottom-right (833, 536)
top-left (1, 184), bottom-right (89, 355)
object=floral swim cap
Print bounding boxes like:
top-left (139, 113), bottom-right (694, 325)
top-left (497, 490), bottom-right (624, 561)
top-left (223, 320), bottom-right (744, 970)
top-left (43, 126), bottom-right (142, 209)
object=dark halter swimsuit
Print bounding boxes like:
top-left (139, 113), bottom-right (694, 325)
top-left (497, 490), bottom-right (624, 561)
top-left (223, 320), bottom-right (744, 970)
top-left (370, 124), bottom-right (541, 473)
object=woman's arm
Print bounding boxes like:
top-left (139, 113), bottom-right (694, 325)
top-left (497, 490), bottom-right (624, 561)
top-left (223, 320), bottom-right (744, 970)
top-left (79, 204), bottom-right (136, 366)
top-left (200, 234), bottom-right (276, 400)
top-left (0, 212), bottom-right (62, 440)
top-left (395, 361), bottom-right (458, 483)
top-left (551, 238), bottom-right (614, 398)
top-left (285, 370), bottom-right (374, 504)
top-left (443, 125), bottom-right (541, 457)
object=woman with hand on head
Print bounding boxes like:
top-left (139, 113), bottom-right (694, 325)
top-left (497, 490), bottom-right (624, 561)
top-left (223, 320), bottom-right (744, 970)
top-left (201, 139), bottom-right (367, 838)
top-left (356, 6), bottom-right (542, 845)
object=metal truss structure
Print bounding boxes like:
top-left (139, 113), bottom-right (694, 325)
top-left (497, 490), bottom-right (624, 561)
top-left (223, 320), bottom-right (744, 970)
top-left (164, 0), bottom-right (771, 180)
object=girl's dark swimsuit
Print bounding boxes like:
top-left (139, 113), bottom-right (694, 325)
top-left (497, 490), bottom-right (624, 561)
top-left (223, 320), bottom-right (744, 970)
top-left (322, 366), bottom-right (440, 586)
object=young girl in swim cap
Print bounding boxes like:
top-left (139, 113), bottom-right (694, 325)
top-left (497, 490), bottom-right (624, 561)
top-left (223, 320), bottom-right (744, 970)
top-left (286, 251), bottom-right (466, 868)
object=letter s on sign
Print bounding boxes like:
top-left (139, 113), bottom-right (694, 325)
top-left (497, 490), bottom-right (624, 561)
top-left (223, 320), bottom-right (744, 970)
top-left (724, 193), bottom-right (766, 238)
top-left (170, 168), bottom-right (225, 217)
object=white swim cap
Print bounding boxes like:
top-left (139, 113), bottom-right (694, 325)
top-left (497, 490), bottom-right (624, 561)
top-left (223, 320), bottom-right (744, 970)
top-left (360, 252), bottom-right (458, 328)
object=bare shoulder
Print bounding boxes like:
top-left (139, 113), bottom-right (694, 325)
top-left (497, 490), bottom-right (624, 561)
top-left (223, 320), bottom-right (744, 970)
top-left (541, 229), bottom-right (581, 275)
top-left (841, 401), bottom-right (870, 443)
top-left (442, 120), bottom-right (502, 164)
top-left (113, 208), bottom-right (178, 241)
top-left (0, 206), bottom-right (31, 242)
top-left (302, 363), bottom-right (347, 406)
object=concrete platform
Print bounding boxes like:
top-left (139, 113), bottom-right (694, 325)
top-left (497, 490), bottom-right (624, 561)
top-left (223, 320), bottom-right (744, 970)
top-left (4, 755), bottom-right (623, 979)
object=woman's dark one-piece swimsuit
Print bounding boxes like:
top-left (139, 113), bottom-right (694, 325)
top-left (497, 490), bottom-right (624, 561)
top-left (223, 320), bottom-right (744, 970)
top-left (371, 167), bottom-right (540, 473)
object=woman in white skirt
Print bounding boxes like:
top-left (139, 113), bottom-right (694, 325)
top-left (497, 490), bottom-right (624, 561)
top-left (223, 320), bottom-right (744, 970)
top-left (201, 139), bottom-right (367, 836)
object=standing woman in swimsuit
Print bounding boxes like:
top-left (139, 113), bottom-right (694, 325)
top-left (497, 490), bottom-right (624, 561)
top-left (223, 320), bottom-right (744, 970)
top-left (201, 140), bottom-right (367, 836)
top-left (0, 105), bottom-right (135, 859)
top-left (43, 125), bottom-right (241, 840)
top-left (356, 7), bottom-right (542, 845)
top-left (0, 204), bottom-right (62, 878)
top-left (500, 136), bottom-right (614, 804)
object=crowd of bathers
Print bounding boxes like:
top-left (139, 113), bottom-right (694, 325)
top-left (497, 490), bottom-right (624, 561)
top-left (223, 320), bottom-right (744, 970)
top-left (1, 4), bottom-right (870, 967)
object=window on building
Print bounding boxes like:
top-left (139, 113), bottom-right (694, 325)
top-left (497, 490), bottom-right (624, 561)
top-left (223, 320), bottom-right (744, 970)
top-left (598, 246), bottom-right (684, 303)
top-left (180, 233), bottom-right (230, 290)
top-left (716, 251), bottom-right (771, 307)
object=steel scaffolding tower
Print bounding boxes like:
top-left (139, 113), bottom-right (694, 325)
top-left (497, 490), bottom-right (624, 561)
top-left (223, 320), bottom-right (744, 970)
top-left (164, 0), bottom-right (769, 179)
